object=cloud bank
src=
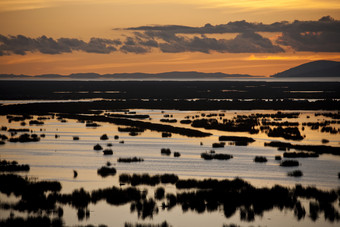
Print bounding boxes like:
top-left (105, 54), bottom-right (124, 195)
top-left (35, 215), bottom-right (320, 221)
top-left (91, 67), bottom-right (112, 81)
top-left (0, 16), bottom-right (339, 55)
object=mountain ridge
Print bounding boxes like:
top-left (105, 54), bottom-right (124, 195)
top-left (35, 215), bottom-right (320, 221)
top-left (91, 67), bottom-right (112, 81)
top-left (271, 60), bottom-right (340, 77)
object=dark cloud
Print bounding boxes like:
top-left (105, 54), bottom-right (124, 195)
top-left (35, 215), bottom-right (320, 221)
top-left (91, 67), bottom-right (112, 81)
top-left (126, 16), bottom-right (340, 34)
top-left (124, 16), bottom-right (340, 53)
top-left (1, 16), bottom-right (339, 55)
top-left (157, 32), bottom-right (283, 53)
top-left (0, 35), bottom-right (121, 55)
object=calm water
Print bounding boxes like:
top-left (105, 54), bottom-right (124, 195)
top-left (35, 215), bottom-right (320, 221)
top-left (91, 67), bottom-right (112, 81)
top-left (0, 109), bottom-right (339, 226)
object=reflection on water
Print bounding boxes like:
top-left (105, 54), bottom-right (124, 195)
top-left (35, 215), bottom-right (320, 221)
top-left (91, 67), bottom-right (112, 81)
top-left (0, 110), bottom-right (339, 226)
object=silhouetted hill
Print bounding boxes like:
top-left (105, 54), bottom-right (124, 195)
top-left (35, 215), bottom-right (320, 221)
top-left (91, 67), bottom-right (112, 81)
top-left (0, 71), bottom-right (257, 80)
top-left (271, 60), bottom-right (340, 77)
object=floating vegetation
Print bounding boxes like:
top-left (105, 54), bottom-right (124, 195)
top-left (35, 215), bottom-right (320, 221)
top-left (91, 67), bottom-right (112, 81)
top-left (29, 120), bottom-right (44, 125)
top-left (103, 149), bottom-right (113, 155)
top-left (118, 157), bottom-right (144, 163)
top-left (267, 126), bottom-right (303, 141)
top-left (174, 152), bottom-right (181, 157)
top-left (154, 187), bottom-right (165, 200)
top-left (125, 221), bottom-right (170, 227)
top-left (322, 139), bottom-right (329, 144)
top-left (288, 170), bottom-right (303, 177)
top-left (275, 155), bottom-right (282, 161)
top-left (97, 166), bottom-right (117, 177)
top-left (73, 136), bottom-right (79, 140)
top-left (118, 127), bottom-right (145, 133)
top-left (219, 136), bottom-right (255, 143)
top-left (100, 134), bottom-right (109, 140)
top-left (161, 148), bottom-right (171, 156)
top-left (265, 141), bottom-right (340, 156)
top-left (201, 153), bottom-right (233, 160)
top-left (85, 121), bottom-right (100, 127)
top-left (9, 133), bottom-right (40, 143)
top-left (254, 156), bottom-right (267, 163)
top-left (58, 114), bottom-right (211, 137)
top-left (180, 120), bottom-right (192, 124)
top-left (280, 160), bottom-right (299, 167)
top-left (283, 152), bottom-right (319, 158)
top-left (93, 144), bottom-right (103, 150)
top-left (0, 160), bottom-right (30, 172)
top-left (212, 142), bottom-right (225, 148)
top-left (160, 119), bottom-right (177, 123)
top-left (108, 113), bottom-right (150, 119)
top-left (119, 173), bottom-right (179, 186)
top-left (162, 132), bottom-right (172, 138)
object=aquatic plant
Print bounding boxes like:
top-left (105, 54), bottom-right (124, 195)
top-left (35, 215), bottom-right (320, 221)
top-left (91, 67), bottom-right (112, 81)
top-left (161, 148), bottom-right (171, 155)
top-left (174, 152), bottom-right (181, 157)
top-left (103, 149), bottom-right (113, 155)
top-left (0, 160), bottom-right (30, 172)
top-left (93, 144), bottom-right (103, 150)
top-left (97, 166), bottom-right (117, 177)
top-left (283, 152), bottom-right (319, 158)
top-left (288, 170), bottom-right (303, 177)
top-left (100, 134), bottom-right (109, 140)
top-left (280, 160), bottom-right (299, 167)
top-left (254, 156), bottom-right (267, 163)
top-left (118, 157), bottom-right (144, 163)
top-left (201, 153), bottom-right (233, 160)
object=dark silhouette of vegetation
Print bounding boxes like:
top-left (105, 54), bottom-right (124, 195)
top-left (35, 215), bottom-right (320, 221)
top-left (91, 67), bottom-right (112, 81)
top-left (73, 136), bottom-right (79, 140)
top-left (118, 127), bottom-right (145, 133)
top-left (97, 166), bottom-right (117, 177)
top-left (9, 133), bottom-right (40, 143)
top-left (180, 120), bottom-right (192, 124)
top-left (119, 173), bottom-right (178, 186)
top-left (160, 119), bottom-right (177, 123)
top-left (212, 142), bottom-right (225, 148)
top-left (130, 198), bottom-right (158, 219)
top-left (107, 113), bottom-right (150, 119)
top-left (254, 156), bottom-right (267, 163)
top-left (280, 160), bottom-right (299, 167)
top-left (267, 127), bottom-right (303, 140)
top-left (29, 120), bottom-right (44, 125)
top-left (264, 141), bottom-right (340, 156)
top-left (288, 170), bottom-right (303, 177)
top-left (125, 221), bottom-right (170, 227)
top-left (283, 152), bottom-right (319, 158)
top-left (173, 152), bottom-right (181, 157)
top-left (161, 132), bottom-right (172, 138)
top-left (86, 121), bottom-right (101, 127)
top-left (118, 157), bottom-right (144, 163)
top-left (192, 117), bottom-right (259, 134)
top-left (100, 134), bottom-right (109, 140)
top-left (93, 144), bottom-right (103, 150)
top-left (322, 139), bottom-right (329, 144)
top-left (201, 153), bottom-right (233, 160)
top-left (103, 149), bottom-right (113, 155)
top-left (0, 216), bottom-right (63, 227)
top-left (219, 136), bottom-right (255, 145)
top-left (161, 148), bottom-right (171, 156)
top-left (0, 160), bottom-right (30, 172)
top-left (1, 173), bottom-right (339, 223)
top-left (73, 170), bottom-right (78, 178)
top-left (275, 155), bottom-right (282, 160)
top-left (155, 187), bottom-right (165, 200)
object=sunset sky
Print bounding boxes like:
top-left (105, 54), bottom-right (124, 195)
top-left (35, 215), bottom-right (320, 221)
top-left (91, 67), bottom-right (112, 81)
top-left (1, 0), bottom-right (340, 76)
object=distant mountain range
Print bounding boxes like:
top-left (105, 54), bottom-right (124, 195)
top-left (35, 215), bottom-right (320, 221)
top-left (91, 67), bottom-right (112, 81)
top-left (0, 71), bottom-right (256, 80)
top-left (271, 60), bottom-right (340, 77)
top-left (1, 60), bottom-right (339, 79)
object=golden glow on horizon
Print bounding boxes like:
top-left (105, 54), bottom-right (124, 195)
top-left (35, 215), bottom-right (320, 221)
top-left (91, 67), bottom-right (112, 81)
top-left (1, 51), bottom-right (339, 76)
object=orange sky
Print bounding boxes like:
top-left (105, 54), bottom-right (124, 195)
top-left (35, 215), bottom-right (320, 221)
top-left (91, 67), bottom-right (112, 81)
top-left (0, 0), bottom-right (340, 76)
